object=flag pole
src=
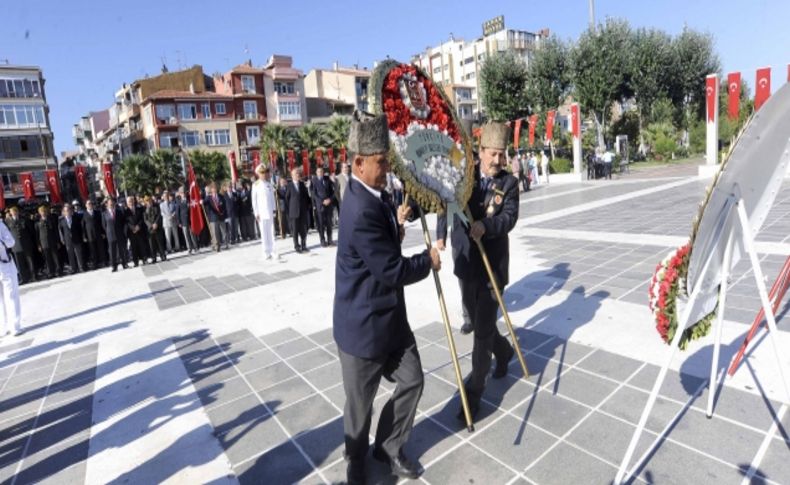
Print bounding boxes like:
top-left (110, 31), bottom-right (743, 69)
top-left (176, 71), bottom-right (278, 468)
top-left (464, 207), bottom-right (529, 379)
top-left (406, 195), bottom-right (474, 432)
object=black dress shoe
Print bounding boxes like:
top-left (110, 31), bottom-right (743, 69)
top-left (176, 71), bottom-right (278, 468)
top-left (460, 322), bottom-right (473, 335)
top-left (492, 343), bottom-right (515, 379)
top-left (372, 447), bottom-right (422, 479)
top-left (347, 459), bottom-right (365, 485)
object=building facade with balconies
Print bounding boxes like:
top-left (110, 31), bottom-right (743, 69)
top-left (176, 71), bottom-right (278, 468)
top-left (0, 64), bottom-right (56, 202)
top-left (262, 55), bottom-right (306, 127)
top-left (304, 63), bottom-right (371, 122)
top-left (213, 62), bottom-right (267, 168)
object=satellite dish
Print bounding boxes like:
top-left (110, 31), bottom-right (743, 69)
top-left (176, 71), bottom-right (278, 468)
top-left (686, 82), bottom-right (790, 324)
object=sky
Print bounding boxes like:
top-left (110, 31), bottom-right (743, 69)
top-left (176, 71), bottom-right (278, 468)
top-left (4, 0), bottom-right (789, 157)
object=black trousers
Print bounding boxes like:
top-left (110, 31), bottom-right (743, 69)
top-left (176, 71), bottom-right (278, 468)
top-left (315, 205), bottom-right (333, 244)
top-left (148, 229), bottom-right (167, 261)
top-left (338, 343), bottom-right (424, 460)
top-left (128, 232), bottom-right (149, 264)
top-left (460, 278), bottom-right (512, 405)
top-left (64, 242), bottom-right (85, 273)
top-left (107, 238), bottom-right (128, 269)
top-left (12, 250), bottom-right (36, 282)
top-left (289, 216), bottom-right (306, 250)
top-left (86, 238), bottom-right (103, 268)
top-left (40, 246), bottom-right (60, 276)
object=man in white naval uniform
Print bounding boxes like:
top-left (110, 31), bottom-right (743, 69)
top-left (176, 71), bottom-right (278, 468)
top-left (0, 219), bottom-right (22, 336)
top-left (252, 164), bottom-right (278, 260)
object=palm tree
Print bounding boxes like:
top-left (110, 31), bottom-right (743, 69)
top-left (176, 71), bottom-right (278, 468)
top-left (150, 149), bottom-right (185, 191)
top-left (262, 123), bottom-right (291, 174)
top-left (189, 150), bottom-right (230, 185)
top-left (116, 154), bottom-right (153, 195)
top-left (323, 115), bottom-right (351, 149)
top-left (296, 123), bottom-right (324, 152)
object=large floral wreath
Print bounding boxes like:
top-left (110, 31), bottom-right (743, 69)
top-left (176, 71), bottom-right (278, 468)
top-left (369, 60), bottom-right (475, 216)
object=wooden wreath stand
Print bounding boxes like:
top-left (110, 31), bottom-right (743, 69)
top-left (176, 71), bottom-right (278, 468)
top-left (615, 196), bottom-right (790, 484)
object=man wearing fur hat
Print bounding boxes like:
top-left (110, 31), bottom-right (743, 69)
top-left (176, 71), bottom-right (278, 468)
top-left (438, 121), bottom-right (519, 422)
top-left (334, 111), bottom-right (441, 484)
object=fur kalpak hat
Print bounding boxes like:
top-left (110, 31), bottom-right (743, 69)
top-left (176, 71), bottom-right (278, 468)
top-left (348, 110), bottom-right (390, 156)
top-left (480, 122), bottom-right (509, 150)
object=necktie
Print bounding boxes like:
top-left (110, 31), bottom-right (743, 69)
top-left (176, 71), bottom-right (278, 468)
top-left (381, 192), bottom-right (397, 233)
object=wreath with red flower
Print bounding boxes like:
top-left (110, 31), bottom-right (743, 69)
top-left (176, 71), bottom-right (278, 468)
top-left (370, 60), bottom-right (475, 216)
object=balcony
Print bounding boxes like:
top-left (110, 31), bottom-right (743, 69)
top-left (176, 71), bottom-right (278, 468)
top-left (156, 117), bottom-right (179, 127)
top-left (236, 113), bottom-right (266, 123)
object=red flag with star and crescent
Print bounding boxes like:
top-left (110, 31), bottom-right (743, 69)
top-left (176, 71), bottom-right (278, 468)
top-left (727, 72), bottom-right (741, 121)
top-left (755, 67), bottom-right (771, 111)
top-left (75, 165), bottom-right (89, 201)
top-left (187, 164), bottom-right (205, 236)
top-left (20, 172), bottom-right (35, 200)
top-left (102, 162), bottom-right (116, 196)
top-left (45, 169), bottom-right (62, 204)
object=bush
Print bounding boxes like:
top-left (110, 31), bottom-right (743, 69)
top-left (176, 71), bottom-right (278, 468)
top-left (689, 119), bottom-right (706, 154)
top-left (549, 157), bottom-right (573, 174)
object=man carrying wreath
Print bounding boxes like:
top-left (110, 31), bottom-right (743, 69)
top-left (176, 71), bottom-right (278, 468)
top-left (333, 110), bottom-right (441, 484)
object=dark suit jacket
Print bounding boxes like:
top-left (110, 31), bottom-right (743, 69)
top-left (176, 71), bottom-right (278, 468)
top-left (6, 216), bottom-right (33, 253)
top-left (35, 215), bottom-right (59, 249)
top-left (82, 210), bottom-right (103, 242)
top-left (443, 168), bottom-right (519, 287)
top-left (176, 199), bottom-right (190, 226)
top-left (125, 205), bottom-right (147, 238)
top-left (333, 178), bottom-right (432, 359)
top-left (311, 175), bottom-right (335, 208)
top-left (223, 191), bottom-right (239, 218)
top-left (58, 214), bottom-right (84, 247)
top-left (203, 194), bottom-right (226, 223)
top-left (102, 208), bottom-right (127, 242)
top-left (238, 189), bottom-right (253, 217)
top-left (284, 181), bottom-right (311, 220)
top-left (143, 205), bottom-right (163, 233)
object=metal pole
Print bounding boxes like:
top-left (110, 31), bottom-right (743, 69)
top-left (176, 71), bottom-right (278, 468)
top-left (707, 230), bottom-right (735, 417)
top-left (464, 207), bottom-right (530, 379)
top-left (588, 0), bottom-right (596, 30)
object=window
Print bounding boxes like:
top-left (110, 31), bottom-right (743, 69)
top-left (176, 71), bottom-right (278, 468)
top-left (277, 101), bottom-right (301, 121)
top-left (241, 75), bottom-right (256, 94)
top-left (215, 103), bottom-right (226, 115)
top-left (214, 129), bottom-right (231, 145)
top-left (433, 66), bottom-right (441, 74)
top-left (201, 104), bottom-right (211, 119)
top-left (181, 131), bottom-right (200, 147)
top-left (464, 57), bottom-right (474, 65)
top-left (159, 133), bottom-right (179, 148)
top-left (155, 104), bottom-right (176, 122)
top-left (246, 126), bottom-right (261, 145)
top-left (204, 130), bottom-right (214, 146)
top-left (273, 81), bottom-right (295, 95)
top-left (243, 101), bottom-right (257, 120)
top-left (178, 103), bottom-right (197, 120)
top-left (0, 105), bottom-right (45, 128)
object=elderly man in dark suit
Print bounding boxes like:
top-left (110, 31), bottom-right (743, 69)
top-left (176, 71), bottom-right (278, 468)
top-left (6, 207), bottom-right (36, 283)
top-left (125, 196), bottom-right (149, 266)
top-left (311, 166), bottom-right (335, 247)
top-left (334, 111), bottom-right (441, 484)
top-left (82, 199), bottom-right (104, 269)
top-left (102, 198), bottom-right (128, 272)
top-left (58, 203), bottom-right (85, 273)
top-left (437, 122), bottom-right (518, 422)
top-left (202, 182), bottom-right (229, 252)
top-left (284, 167), bottom-right (311, 253)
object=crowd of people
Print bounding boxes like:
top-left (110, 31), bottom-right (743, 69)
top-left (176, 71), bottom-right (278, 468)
top-left (510, 150), bottom-right (550, 192)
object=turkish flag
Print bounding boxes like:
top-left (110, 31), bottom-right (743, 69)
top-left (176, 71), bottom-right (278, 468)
top-left (251, 151), bottom-right (261, 172)
top-left (315, 149), bottom-right (324, 169)
top-left (755, 67), bottom-right (771, 111)
top-left (228, 150), bottom-right (238, 183)
top-left (75, 165), bottom-right (89, 201)
top-left (0, 177), bottom-right (5, 211)
top-left (546, 110), bottom-right (556, 141)
top-left (327, 148), bottom-right (335, 173)
top-left (528, 114), bottom-right (538, 147)
top-left (301, 149), bottom-right (310, 175)
top-left (513, 119), bottom-right (522, 150)
top-left (705, 75), bottom-right (717, 123)
top-left (570, 103), bottom-right (580, 138)
top-left (20, 172), bottom-right (35, 200)
top-left (187, 163), bottom-right (205, 236)
top-left (269, 150), bottom-right (277, 165)
top-left (727, 72), bottom-right (741, 121)
top-left (287, 149), bottom-right (295, 171)
top-left (102, 162), bottom-right (116, 196)
top-left (45, 169), bottom-right (62, 204)
top-left (340, 147), bottom-right (347, 163)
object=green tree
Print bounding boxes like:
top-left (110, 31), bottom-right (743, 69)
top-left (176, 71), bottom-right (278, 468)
top-left (188, 150), bottom-right (229, 185)
top-left (571, 18), bottom-right (633, 150)
top-left (527, 35), bottom-right (571, 111)
top-left (629, 28), bottom-right (673, 153)
top-left (323, 115), bottom-right (351, 149)
top-left (117, 154), bottom-right (155, 195)
top-left (149, 149), bottom-right (184, 192)
top-left (668, 27), bottom-right (721, 141)
top-left (296, 123), bottom-right (324, 152)
top-left (479, 50), bottom-right (531, 122)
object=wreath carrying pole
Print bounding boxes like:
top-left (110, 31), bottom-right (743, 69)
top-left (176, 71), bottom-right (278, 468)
top-left (464, 207), bottom-right (529, 380)
top-left (407, 196), bottom-right (474, 432)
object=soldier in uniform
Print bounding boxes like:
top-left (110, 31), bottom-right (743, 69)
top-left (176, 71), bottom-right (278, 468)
top-left (438, 122), bottom-right (518, 421)
top-left (334, 111), bottom-right (440, 484)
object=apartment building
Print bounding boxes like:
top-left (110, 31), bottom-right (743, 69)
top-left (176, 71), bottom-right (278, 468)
top-left (262, 55), bottom-right (307, 127)
top-left (304, 63), bottom-right (370, 121)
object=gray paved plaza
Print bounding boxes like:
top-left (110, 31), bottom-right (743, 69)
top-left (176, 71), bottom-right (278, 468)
top-left (3, 160), bottom-right (790, 484)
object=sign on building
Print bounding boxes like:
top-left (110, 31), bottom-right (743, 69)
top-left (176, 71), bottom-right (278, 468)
top-left (482, 15), bottom-right (505, 36)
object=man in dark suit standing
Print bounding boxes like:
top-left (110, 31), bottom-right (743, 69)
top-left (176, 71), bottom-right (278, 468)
top-left (102, 198), bottom-right (128, 272)
top-left (175, 189), bottom-right (198, 254)
top-left (284, 167), bottom-right (311, 253)
top-left (276, 178), bottom-right (289, 238)
top-left (125, 195), bottom-right (149, 266)
top-left (35, 205), bottom-right (61, 278)
top-left (58, 204), bottom-right (85, 273)
top-left (222, 183), bottom-right (240, 244)
top-left (334, 111), bottom-right (440, 484)
top-left (82, 200), bottom-right (104, 269)
top-left (311, 166), bottom-right (335, 247)
top-left (203, 182), bottom-right (229, 252)
top-left (6, 207), bottom-right (36, 283)
top-left (437, 122), bottom-right (518, 422)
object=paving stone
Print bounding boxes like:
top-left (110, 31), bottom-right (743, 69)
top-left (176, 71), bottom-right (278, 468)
top-left (260, 327), bottom-right (302, 347)
top-left (245, 272), bottom-right (276, 286)
top-left (171, 278), bottom-right (211, 303)
top-left (286, 347), bottom-right (336, 374)
top-left (599, 385), bottom-right (685, 435)
top-left (531, 339), bottom-right (594, 366)
top-left (5, 367), bottom-right (53, 389)
top-left (219, 337), bottom-right (266, 358)
top-left (26, 404), bottom-right (92, 455)
top-left (422, 443), bottom-right (517, 484)
top-left (525, 441), bottom-right (617, 484)
top-left (513, 389), bottom-right (590, 437)
top-left (15, 354), bottom-right (58, 375)
top-left (270, 270), bottom-right (299, 281)
top-left (634, 438), bottom-right (746, 484)
top-left (471, 413), bottom-right (558, 471)
top-left (575, 349), bottom-right (644, 382)
top-left (197, 376), bottom-right (251, 410)
top-left (0, 339), bottom-right (34, 356)
top-left (694, 384), bottom-right (783, 433)
top-left (271, 337), bottom-right (317, 359)
top-left (245, 362), bottom-right (296, 392)
top-left (301, 361), bottom-right (342, 392)
top-left (322, 384), bottom-right (345, 410)
top-left (206, 395), bottom-right (270, 436)
top-left (566, 411), bottom-right (658, 466)
top-left (305, 327), bottom-right (334, 346)
top-left (419, 344), bottom-right (452, 372)
top-left (547, 367), bottom-right (620, 408)
top-left (54, 354), bottom-right (97, 375)
top-left (43, 378), bottom-right (94, 410)
top-left (214, 329), bottom-right (256, 346)
top-left (513, 328), bottom-right (556, 352)
top-left (234, 440), bottom-right (315, 485)
top-left (275, 394), bottom-right (339, 438)
top-left (258, 376), bottom-right (316, 408)
top-left (233, 349), bottom-right (279, 374)
top-left (755, 438), bottom-right (790, 484)
top-left (627, 364), bottom-right (707, 403)
top-left (404, 414), bottom-right (463, 465)
top-left (194, 276), bottom-right (235, 297)
top-left (480, 373), bottom-right (536, 412)
top-left (413, 322), bottom-right (447, 344)
top-left (11, 436), bottom-right (90, 485)
top-left (428, 397), bottom-right (503, 434)
top-left (293, 415), bottom-right (344, 469)
top-left (417, 375), bottom-right (457, 413)
top-left (220, 413), bottom-right (290, 466)
top-left (219, 274), bottom-right (257, 292)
